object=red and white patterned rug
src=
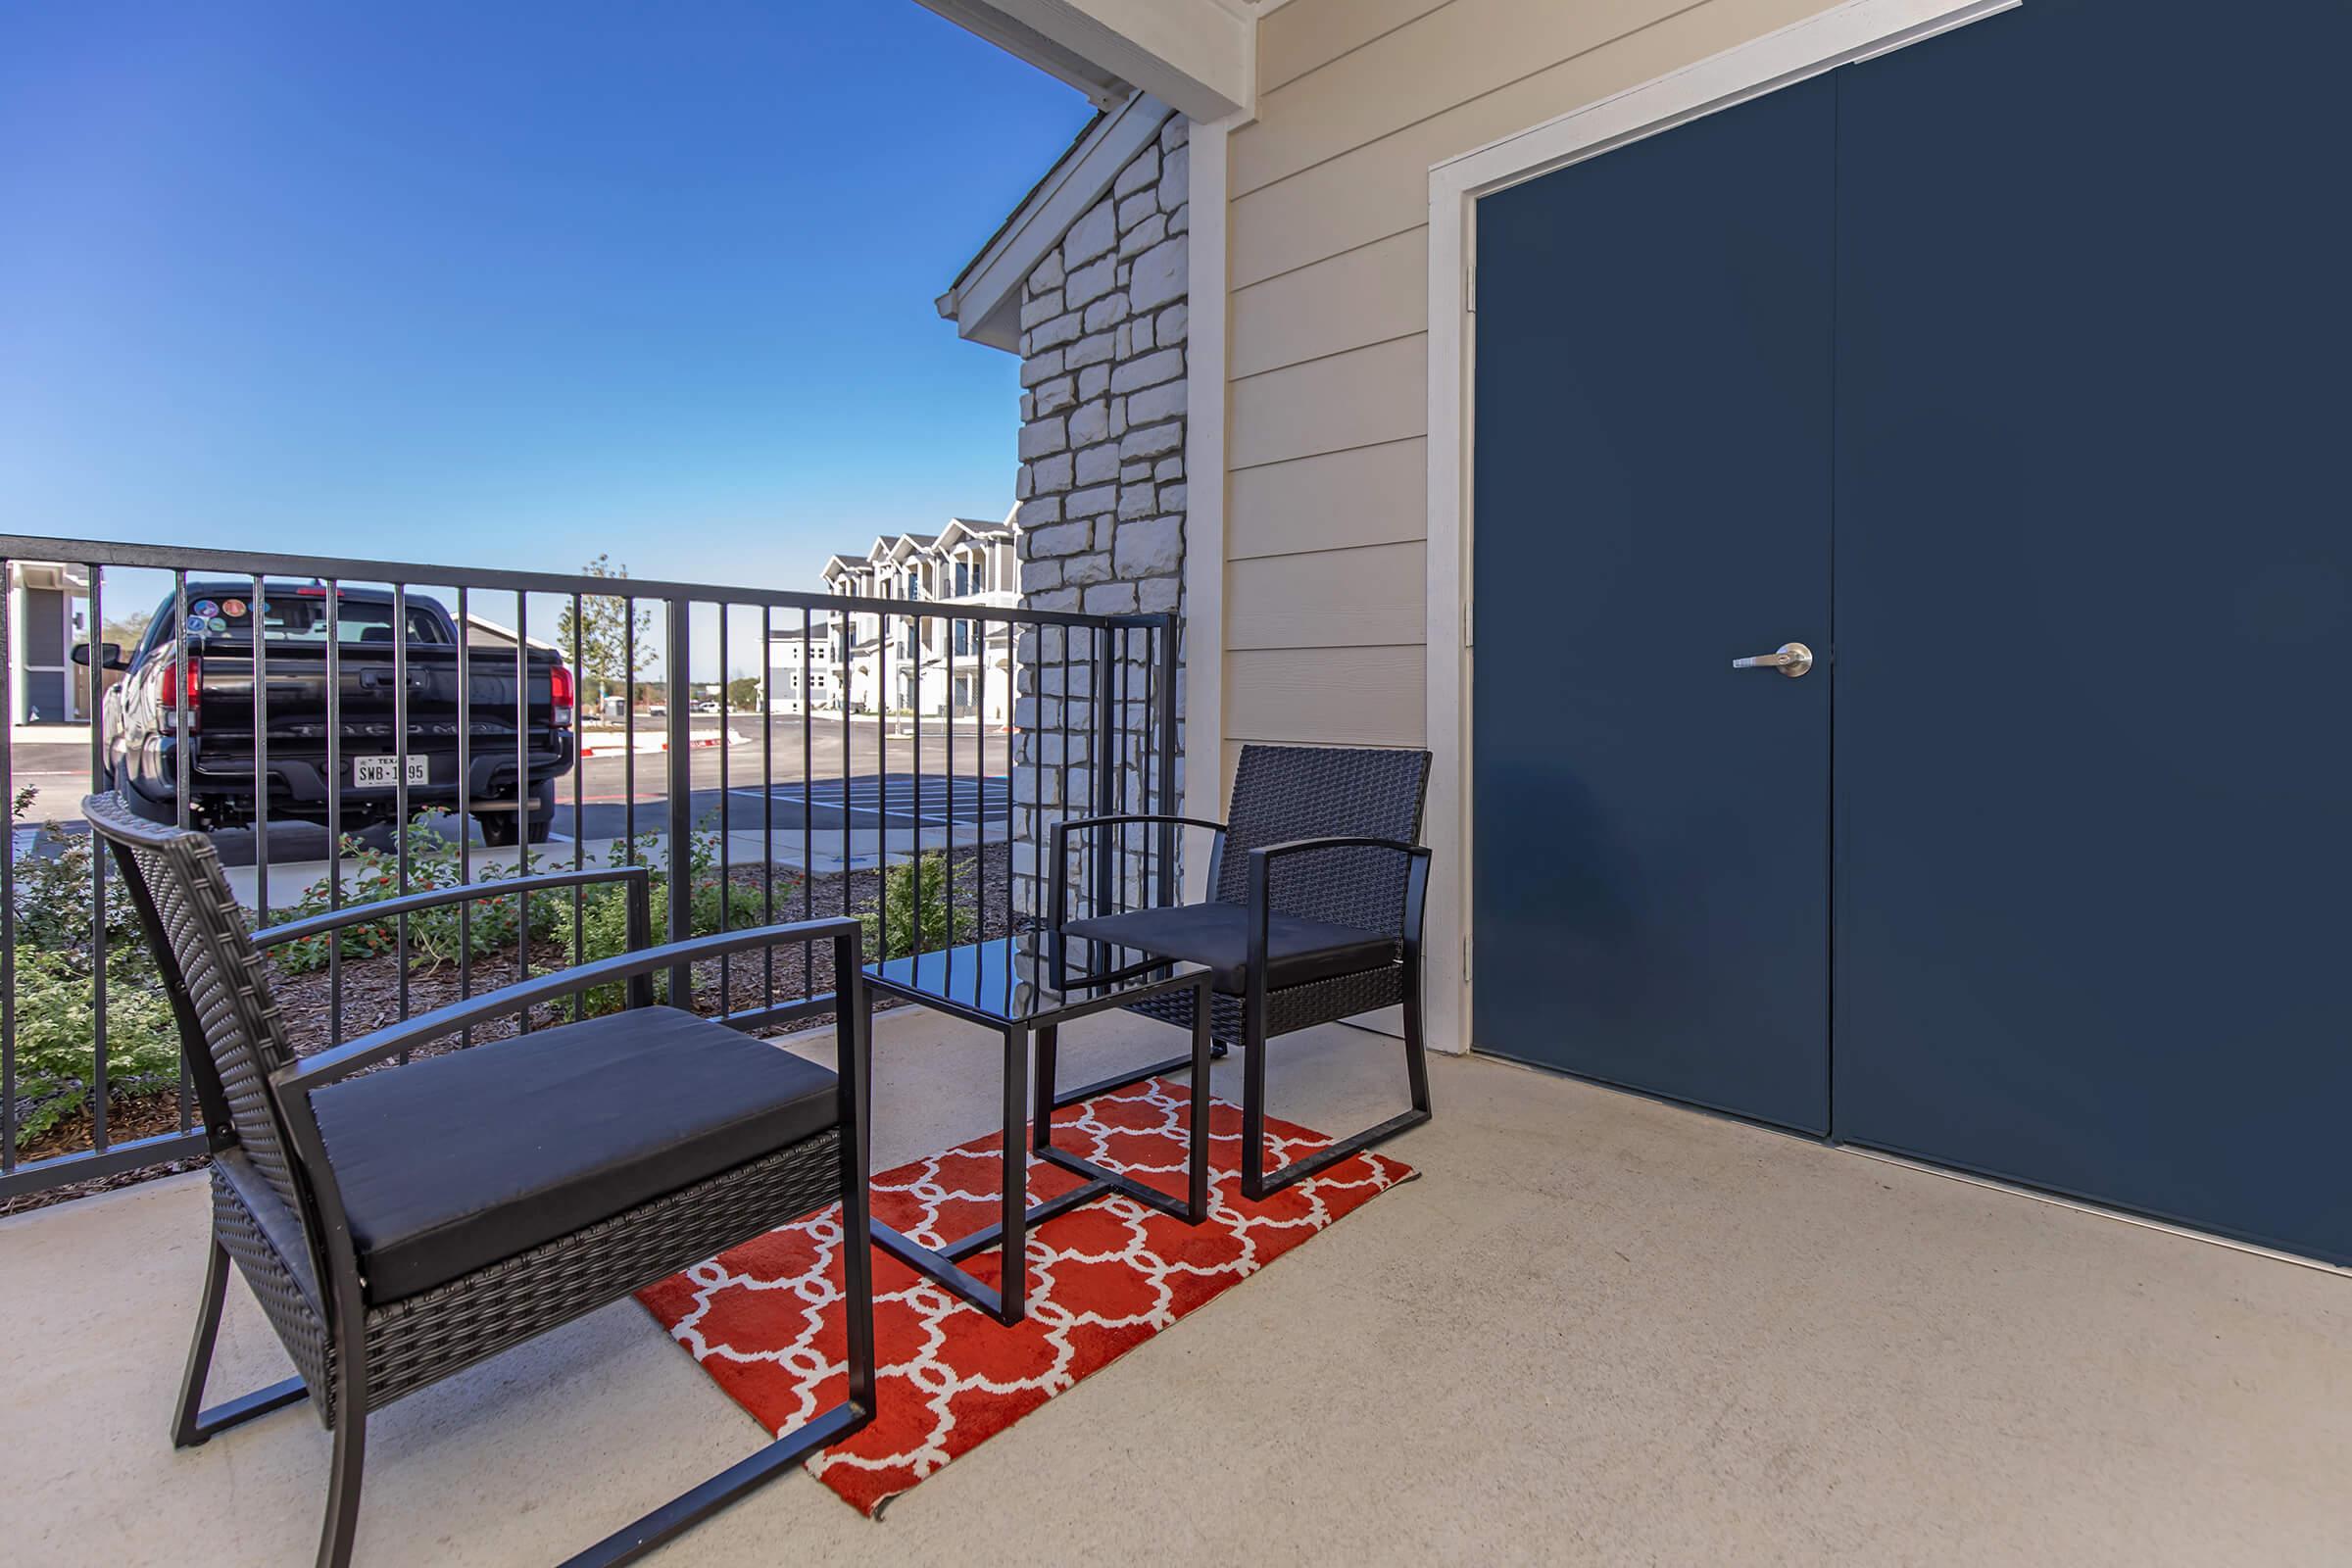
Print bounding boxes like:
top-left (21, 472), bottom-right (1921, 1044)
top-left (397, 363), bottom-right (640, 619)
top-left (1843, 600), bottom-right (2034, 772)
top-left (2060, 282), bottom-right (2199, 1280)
top-left (636, 1075), bottom-right (1416, 1516)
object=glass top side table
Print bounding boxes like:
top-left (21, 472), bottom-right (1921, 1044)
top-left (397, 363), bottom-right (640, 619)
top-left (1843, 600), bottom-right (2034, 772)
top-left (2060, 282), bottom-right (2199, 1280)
top-left (861, 932), bottom-right (1214, 1324)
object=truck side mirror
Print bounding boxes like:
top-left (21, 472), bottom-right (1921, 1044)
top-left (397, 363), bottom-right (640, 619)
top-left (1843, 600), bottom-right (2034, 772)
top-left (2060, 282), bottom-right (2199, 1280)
top-left (72, 642), bottom-right (127, 671)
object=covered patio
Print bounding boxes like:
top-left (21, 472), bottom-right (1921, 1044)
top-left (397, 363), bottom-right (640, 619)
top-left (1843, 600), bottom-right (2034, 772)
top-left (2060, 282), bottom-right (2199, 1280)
top-left (7, 0), bottom-right (2350, 1560)
top-left (7, 1003), bottom-right (2345, 1565)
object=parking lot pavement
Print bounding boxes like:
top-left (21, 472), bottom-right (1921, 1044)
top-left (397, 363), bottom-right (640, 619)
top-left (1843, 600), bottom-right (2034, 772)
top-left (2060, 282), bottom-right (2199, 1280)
top-left (7, 742), bottom-right (97, 831)
top-left (5, 715), bottom-right (1017, 871)
top-left (727, 773), bottom-right (1011, 831)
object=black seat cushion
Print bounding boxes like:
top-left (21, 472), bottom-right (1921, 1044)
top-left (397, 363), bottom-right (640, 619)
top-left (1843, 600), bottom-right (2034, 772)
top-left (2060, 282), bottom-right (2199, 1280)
top-left (1062, 902), bottom-right (1397, 993)
top-left (309, 1005), bottom-right (838, 1303)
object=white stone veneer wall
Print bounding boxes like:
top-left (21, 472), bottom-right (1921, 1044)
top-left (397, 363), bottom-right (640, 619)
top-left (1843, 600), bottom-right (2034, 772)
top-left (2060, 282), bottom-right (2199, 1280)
top-left (1009, 112), bottom-right (1190, 923)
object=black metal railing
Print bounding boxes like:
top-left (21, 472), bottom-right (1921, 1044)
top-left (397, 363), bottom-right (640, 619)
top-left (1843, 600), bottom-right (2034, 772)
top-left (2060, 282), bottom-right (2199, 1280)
top-left (0, 534), bottom-right (1176, 1201)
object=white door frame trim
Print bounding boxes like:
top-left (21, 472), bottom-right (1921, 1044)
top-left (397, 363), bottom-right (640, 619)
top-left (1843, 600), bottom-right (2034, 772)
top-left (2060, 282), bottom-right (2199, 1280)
top-left (1421, 0), bottom-right (2020, 1055)
top-left (1182, 114), bottom-right (1235, 898)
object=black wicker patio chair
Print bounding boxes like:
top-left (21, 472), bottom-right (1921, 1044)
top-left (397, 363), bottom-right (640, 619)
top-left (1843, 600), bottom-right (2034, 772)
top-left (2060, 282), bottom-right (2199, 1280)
top-left (83, 793), bottom-right (876, 1568)
top-left (1049, 744), bottom-right (1433, 1200)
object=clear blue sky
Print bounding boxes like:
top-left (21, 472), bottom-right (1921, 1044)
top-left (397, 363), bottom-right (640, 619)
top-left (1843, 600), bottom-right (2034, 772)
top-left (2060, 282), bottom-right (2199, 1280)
top-left (0, 0), bottom-right (1094, 595)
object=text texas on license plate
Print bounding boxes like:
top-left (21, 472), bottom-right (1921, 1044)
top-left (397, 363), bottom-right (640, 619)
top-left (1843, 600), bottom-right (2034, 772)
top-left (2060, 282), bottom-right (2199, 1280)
top-left (354, 756), bottom-right (430, 788)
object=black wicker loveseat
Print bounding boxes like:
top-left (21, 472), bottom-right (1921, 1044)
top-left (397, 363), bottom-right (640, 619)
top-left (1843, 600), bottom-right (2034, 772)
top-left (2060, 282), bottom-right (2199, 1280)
top-left (84, 792), bottom-right (876, 1568)
top-left (1049, 744), bottom-right (1434, 1200)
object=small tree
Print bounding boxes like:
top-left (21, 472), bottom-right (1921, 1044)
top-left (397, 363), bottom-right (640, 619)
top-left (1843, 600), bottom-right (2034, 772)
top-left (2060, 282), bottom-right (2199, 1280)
top-left (555, 556), bottom-right (656, 708)
top-left (726, 675), bottom-right (762, 711)
top-left (101, 612), bottom-right (153, 651)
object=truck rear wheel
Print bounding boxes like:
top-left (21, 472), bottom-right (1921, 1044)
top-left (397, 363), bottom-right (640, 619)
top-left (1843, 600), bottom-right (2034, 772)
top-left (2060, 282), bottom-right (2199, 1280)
top-left (477, 810), bottom-right (552, 847)
top-left (113, 772), bottom-right (176, 826)
top-left (475, 781), bottom-right (554, 847)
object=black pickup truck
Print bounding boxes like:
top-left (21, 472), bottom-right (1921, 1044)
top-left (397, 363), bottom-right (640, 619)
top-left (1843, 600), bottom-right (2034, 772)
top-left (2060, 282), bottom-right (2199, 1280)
top-left (79, 581), bottom-right (574, 845)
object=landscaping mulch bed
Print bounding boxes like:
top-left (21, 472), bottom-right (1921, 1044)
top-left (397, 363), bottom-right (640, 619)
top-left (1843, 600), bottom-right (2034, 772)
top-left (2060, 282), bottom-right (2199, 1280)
top-left (2, 844), bottom-right (1015, 1218)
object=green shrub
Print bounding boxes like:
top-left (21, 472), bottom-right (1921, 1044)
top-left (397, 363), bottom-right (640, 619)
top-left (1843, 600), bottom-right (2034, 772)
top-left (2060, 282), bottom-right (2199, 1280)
top-left (8, 948), bottom-right (181, 1145)
top-left (8, 789), bottom-right (177, 1147)
top-left (860, 852), bottom-right (975, 961)
top-left (10, 788), bottom-right (152, 976)
top-left (264, 816), bottom-right (557, 974)
top-left (549, 865), bottom-right (653, 1015)
top-left (270, 821), bottom-right (783, 1006)
top-left (542, 830), bottom-right (800, 1015)
top-left (1, 793), bottom-right (803, 1152)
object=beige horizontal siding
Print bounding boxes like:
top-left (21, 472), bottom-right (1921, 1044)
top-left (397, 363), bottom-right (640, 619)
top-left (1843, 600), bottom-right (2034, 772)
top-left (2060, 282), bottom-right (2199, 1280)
top-left (1216, 0), bottom-right (1839, 760)
top-left (1229, 0), bottom-right (1833, 288)
top-left (1228, 437), bottom-right (1427, 561)
top-left (1226, 541), bottom-right (1425, 651)
top-left (1257, 0), bottom-right (1455, 94)
top-left (1235, 0), bottom-right (1697, 196)
top-left (1229, 226), bottom-right (1426, 378)
top-left (1229, 333), bottom-right (1426, 470)
top-left (1224, 646), bottom-right (1427, 748)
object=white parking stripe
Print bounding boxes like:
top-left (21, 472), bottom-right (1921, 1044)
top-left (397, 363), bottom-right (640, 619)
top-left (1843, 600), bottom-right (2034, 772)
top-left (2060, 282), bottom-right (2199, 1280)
top-left (725, 774), bottom-right (1009, 826)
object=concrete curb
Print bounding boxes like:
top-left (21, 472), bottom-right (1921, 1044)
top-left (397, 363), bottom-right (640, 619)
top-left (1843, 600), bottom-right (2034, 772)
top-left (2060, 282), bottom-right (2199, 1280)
top-left (576, 729), bottom-right (744, 759)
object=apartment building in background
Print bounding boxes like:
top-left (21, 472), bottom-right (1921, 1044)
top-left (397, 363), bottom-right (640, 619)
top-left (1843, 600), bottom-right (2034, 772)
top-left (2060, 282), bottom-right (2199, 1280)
top-left (769, 510), bottom-right (1017, 720)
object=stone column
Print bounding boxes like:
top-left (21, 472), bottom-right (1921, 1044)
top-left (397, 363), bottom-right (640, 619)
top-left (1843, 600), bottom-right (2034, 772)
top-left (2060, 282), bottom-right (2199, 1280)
top-left (1009, 113), bottom-right (1190, 925)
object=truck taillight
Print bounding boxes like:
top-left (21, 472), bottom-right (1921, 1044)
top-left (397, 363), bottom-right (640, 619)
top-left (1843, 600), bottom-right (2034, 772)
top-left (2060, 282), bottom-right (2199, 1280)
top-left (550, 663), bottom-right (574, 727)
top-left (157, 656), bottom-right (201, 730)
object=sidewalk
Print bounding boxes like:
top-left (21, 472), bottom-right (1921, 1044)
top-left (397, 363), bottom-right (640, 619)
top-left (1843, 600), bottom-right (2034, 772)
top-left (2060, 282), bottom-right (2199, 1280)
top-left (7, 723), bottom-right (93, 749)
top-left (217, 819), bottom-right (1003, 908)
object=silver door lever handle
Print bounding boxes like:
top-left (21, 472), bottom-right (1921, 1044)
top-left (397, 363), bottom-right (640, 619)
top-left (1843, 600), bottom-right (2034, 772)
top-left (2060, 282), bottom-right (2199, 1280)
top-left (1731, 641), bottom-right (1813, 676)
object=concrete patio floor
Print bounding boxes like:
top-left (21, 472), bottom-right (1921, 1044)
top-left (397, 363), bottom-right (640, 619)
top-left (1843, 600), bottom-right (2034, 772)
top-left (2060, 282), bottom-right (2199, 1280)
top-left (4, 1010), bottom-right (2347, 1566)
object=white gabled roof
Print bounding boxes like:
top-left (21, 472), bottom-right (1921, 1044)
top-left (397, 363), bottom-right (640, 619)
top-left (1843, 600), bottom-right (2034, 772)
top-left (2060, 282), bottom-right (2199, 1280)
top-left (462, 612), bottom-right (564, 656)
top-left (936, 90), bottom-right (1174, 354)
top-left (816, 509), bottom-right (1016, 592)
top-left (766, 612), bottom-right (835, 643)
top-left (937, 509), bottom-right (1016, 553)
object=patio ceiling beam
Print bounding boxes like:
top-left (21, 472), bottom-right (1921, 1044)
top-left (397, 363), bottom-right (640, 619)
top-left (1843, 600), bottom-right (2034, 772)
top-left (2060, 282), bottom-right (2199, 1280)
top-left (913, 0), bottom-right (1253, 122)
top-left (910, 0), bottom-right (1134, 110)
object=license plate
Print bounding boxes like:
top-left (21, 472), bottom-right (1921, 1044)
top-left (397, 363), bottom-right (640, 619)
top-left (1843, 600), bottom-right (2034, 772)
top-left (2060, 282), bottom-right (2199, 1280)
top-left (354, 755), bottom-right (429, 788)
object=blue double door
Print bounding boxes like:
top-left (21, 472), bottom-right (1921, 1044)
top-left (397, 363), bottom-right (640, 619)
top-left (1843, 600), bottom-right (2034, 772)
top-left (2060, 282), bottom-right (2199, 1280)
top-left (1471, 0), bottom-right (2352, 1261)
